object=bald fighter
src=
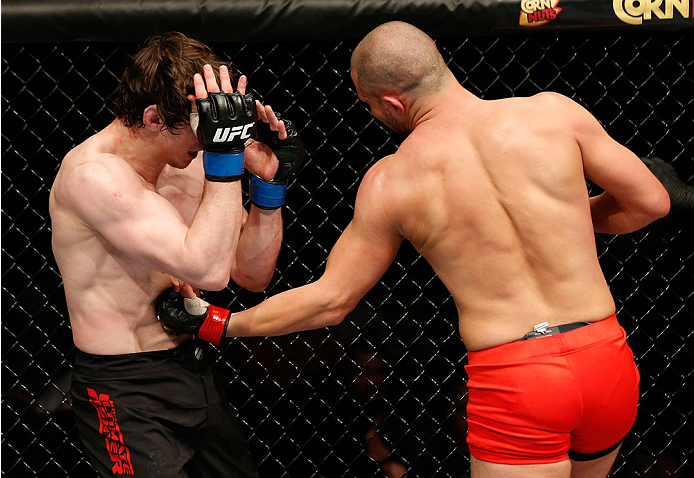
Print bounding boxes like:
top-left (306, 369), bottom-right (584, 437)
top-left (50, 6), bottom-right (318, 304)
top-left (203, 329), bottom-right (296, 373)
top-left (158, 22), bottom-right (675, 478)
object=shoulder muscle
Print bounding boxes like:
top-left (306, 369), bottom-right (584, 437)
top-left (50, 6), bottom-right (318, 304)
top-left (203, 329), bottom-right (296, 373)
top-left (61, 156), bottom-right (144, 224)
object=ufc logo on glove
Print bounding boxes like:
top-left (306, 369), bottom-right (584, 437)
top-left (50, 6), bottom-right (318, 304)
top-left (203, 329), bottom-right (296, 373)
top-left (212, 123), bottom-right (255, 142)
top-left (196, 91), bottom-right (258, 182)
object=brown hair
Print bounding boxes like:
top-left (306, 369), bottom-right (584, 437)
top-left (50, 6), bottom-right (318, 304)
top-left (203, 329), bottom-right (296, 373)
top-left (113, 32), bottom-right (233, 130)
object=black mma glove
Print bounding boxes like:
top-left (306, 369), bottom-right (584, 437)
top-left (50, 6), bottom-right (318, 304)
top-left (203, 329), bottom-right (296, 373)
top-left (250, 113), bottom-right (305, 209)
top-left (156, 287), bottom-right (231, 346)
top-left (195, 91), bottom-right (258, 182)
top-left (641, 156), bottom-right (694, 211)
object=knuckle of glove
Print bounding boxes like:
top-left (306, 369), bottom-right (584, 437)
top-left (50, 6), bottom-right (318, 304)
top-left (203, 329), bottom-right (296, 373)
top-left (274, 135), bottom-right (305, 182)
top-left (230, 91), bottom-right (257, 118)
top-left (215, 92), bottom-right (233, 117)
top-left (256, 113), bottom-right (305, 182)
top-left (156, 287), bottom-right (202, 335)
top-left (197, 92), bottom-right (258, 152)
top-left (194, 99), bottom-right (213, 142)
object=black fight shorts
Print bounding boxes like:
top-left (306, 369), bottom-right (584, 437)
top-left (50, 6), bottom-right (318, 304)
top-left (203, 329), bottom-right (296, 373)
top-left (70, 340), bottom-right (258, 478)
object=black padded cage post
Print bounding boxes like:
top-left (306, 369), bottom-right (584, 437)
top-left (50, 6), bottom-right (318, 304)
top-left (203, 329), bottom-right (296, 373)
top-left (2, 1), bottom-right (693, 477)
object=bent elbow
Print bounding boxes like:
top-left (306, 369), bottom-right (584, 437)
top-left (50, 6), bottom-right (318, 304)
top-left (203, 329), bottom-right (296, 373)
top-left (231, 270), bottom-right (273, 293)
top-left (639, 188), bottom-right (671, 224)
top-left (194, 268), bottom-right (231, 291)
top-left (653, 188), bottom-right (671, 219)
top-left (245, 282), bottom-right (270, 293)
top-left (238, 277), bottom-right (272, 293)
top-left (633, 189), bottom-right (670, 230)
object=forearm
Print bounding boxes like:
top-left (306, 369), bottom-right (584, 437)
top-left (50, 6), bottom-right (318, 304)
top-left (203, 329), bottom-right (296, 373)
top-left (226, 280), bottom-right (352, 337)
top-left (231, 206), bottom-right (283, 291)
top-left (157, 279), bottom-right (353, 346)
top-left (226, 216), bottom-right (400, 336)
top-left (589, 191), bottom-right (664, 234)
top-left (180, 181), bottom-right (243, 289)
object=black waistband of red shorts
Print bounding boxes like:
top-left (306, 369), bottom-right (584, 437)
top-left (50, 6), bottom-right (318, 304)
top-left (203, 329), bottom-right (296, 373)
top-left (515, 321), bottom-right (591, 342)
top-left (468, 314), bottom-right (621, 365)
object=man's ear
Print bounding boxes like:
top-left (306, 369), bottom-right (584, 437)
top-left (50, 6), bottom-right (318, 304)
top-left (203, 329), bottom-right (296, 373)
top-left (382, 94), bottom-right (405, 115)
top-left (142, 105), bottom-right (163, 130)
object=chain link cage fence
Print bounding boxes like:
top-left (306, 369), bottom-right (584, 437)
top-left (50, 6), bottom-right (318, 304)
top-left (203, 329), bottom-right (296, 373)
top-left (2, 29), bottom-right (693, 478)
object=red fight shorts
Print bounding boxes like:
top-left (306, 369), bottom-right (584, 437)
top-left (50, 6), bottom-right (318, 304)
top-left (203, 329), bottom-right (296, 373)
top-left (465, 314), bottom-right (639, 465)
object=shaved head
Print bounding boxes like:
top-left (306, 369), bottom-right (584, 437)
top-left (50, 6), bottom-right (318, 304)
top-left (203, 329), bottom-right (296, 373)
top-left (351, 21), bottom-right (447, 100)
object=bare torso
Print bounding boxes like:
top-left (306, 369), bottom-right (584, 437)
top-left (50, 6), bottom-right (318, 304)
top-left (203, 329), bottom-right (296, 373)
top-left (387, 92), bottom-right (615, 351)
top-left (49, 127), bottom-right (201, 354)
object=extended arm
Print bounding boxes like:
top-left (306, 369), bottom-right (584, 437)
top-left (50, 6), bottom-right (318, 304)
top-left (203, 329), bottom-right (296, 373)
top-left (568, 98), bottom-right (670, 233)
top-left (228, 218), bottom-right (400, 336)
top-left (158, 163), bottom-right (403, 342)
top-left (228, 164), bottom-right (402, 336)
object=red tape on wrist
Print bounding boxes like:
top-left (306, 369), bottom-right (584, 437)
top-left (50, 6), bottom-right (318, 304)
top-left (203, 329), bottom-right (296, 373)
top-left (196, 305), bottom-right (231, 346)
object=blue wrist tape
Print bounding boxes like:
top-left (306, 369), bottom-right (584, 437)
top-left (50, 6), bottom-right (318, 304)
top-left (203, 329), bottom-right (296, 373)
top-left (250, 174), bottom-right (287, 209)
top-left (203, 151), bottom-right (245, 181)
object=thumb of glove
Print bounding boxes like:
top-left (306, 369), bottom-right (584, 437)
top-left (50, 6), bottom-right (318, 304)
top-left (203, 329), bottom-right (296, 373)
top-left (184, 296), bottom-right (211, 315)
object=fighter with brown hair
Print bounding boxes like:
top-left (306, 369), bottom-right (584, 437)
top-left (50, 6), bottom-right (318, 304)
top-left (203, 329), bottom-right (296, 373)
top-left (157, 22), bottom-right (680, 477)
top-left (50, 32), bottom-right (302, 477)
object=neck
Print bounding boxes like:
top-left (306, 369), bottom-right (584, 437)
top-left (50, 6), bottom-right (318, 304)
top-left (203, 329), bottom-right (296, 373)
top-left (407, 73), bottom-right (479, 131)
top-left (106, 120), bottom-right (166, 185)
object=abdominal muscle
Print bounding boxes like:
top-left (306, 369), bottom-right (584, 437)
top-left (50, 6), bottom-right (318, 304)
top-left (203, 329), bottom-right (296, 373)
top-left (69, 309), bottom-right (190, 356)
top-left (62, 266), bottom-right (192, 355)
top-left (68, 302), bottom-right (192, 355)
